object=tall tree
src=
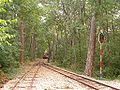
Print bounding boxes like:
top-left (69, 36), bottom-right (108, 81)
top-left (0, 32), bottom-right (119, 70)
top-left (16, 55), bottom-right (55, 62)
top-left (20, 16), bottom-right (24, 64)
top-left (84, 15), bottom-right (96, 76)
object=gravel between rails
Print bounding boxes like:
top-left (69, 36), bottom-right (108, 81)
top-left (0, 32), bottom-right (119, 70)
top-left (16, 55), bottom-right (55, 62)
top-left (34, 66), bottom-right (91, 90)
top-left (1, 61), bottom-right (120, 90)
top-left (1, 66), bottom-right (92, 90)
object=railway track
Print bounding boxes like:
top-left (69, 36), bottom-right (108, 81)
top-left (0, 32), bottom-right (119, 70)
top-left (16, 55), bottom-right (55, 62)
top-left (43, 63), bottom-right (120, 90)
top-left (10, 62), bottom-right (40, 90)
top-left (2, 60), bottom-right (120, 90)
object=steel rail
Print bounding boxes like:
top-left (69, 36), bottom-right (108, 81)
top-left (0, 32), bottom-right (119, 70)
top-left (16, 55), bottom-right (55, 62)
top-left (30, 65), bottom-right (40, 88)
top-left (11, 61), bottom-right (40, 90)
top-left (43, 63), bottom-right (120, 90)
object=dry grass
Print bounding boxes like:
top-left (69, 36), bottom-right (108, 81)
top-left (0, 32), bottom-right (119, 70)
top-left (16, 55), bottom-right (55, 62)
top-left (0, 70), bottom-right (8, 88)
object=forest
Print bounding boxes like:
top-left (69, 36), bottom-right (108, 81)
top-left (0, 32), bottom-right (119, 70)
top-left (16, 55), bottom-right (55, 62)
top-left (0, 0), bottom-right (120, 84)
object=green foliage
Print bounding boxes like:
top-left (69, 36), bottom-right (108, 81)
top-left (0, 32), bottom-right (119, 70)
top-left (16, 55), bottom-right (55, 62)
top-left (0, 0), bottom-right (20, 78)
top-left (117, 75), bottom-right (120, 80)
top-left (41, 0), bottom-right (120, 79)
top-left (0, 0), bottom-right (120, 80)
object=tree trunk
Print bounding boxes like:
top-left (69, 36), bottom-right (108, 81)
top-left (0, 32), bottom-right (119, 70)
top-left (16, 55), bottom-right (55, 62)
top-left (31, 33), bottom-right (36, 60)
top-left (20, 16), bottom-right (24, 65)
top-left (84, 15), bottom-right (96, 76)
top-left (48, 40), bottom-right (51, 63)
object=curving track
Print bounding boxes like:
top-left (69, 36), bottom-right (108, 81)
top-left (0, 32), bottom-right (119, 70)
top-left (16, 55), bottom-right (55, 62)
top-left (2, 61), bottom-right (120, 90)
top-left (43, 63), bottom-right (120, 90)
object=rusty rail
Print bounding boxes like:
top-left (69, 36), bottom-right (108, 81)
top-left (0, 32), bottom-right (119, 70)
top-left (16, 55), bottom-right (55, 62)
top-left (43, 63), bottom-right (120, 90)
top-left (11, 62), bottom-right (40, 90)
